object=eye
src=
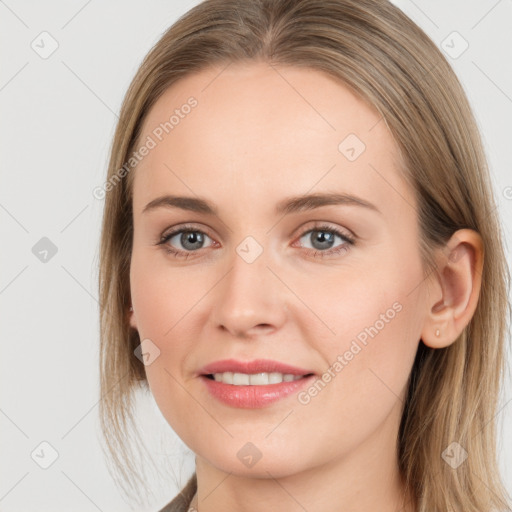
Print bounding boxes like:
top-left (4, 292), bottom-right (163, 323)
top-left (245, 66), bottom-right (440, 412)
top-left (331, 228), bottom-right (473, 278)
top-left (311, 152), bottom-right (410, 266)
top-left (157, 225), bottom-right (215, 258)
top-left (295, 224), bottom-right (355, 258)
top-left (156, 223), bottom-right (355, 260)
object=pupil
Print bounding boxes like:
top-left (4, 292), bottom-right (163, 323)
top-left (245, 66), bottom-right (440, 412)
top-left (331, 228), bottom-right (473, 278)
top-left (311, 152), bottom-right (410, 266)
top-left (182, 231), bottom-right (203, 250)
top-left (312, 231), bottom-right (334, 250)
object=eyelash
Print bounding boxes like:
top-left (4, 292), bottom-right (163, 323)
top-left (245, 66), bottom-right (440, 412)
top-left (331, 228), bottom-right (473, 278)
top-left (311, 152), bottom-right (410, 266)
top-left (156, 223), bottom-right (355, 260)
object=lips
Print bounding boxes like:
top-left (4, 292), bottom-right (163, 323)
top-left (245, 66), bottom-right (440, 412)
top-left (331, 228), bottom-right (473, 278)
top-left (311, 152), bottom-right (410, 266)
top-left (198, 358), bottom-right (316, 408)
top-left (199, 358), bottom-right (314, 376)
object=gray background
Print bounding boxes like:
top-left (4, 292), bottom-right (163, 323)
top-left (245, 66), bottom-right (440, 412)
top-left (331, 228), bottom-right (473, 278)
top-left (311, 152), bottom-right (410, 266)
top-left (1, 1), bottom-right (511, 510)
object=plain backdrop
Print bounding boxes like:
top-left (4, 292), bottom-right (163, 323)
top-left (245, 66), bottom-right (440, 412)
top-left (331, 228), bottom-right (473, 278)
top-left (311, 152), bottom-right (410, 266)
top-left (1, 1), bottom-right (511, 511)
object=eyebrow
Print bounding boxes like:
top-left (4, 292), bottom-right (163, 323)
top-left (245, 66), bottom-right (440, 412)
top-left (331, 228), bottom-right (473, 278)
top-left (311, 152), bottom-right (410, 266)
top-left (275, 192), bottom-right (381, 216)
top-left (142, 192), bottom-right (381, 216)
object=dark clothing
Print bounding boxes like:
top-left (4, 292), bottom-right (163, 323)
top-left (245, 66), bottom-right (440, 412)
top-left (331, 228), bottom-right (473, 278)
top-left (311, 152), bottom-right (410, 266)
top-left (158, 473), bottom-right (197, 512)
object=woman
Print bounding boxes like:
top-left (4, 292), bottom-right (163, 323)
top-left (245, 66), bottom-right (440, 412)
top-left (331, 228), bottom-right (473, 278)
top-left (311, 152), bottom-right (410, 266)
top-left (97, 0), bottom-right (511, 511)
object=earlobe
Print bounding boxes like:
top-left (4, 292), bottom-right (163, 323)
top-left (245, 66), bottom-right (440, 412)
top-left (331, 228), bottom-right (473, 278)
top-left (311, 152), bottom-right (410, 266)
top-left (421, 229), bottom-right (484, 349)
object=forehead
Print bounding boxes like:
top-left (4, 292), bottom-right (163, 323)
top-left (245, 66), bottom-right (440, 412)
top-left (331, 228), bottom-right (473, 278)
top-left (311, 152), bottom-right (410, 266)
top-left (132, 62), bottom-right (412, 220)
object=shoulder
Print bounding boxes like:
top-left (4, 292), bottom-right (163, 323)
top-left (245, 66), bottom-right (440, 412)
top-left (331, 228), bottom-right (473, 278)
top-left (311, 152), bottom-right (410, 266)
top-left (158, 473), bottom-right (197, 512)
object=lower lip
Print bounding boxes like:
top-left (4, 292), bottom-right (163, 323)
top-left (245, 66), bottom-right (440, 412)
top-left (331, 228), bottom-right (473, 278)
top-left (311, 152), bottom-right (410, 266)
top-left (201, 375), bottom-right (315, 408)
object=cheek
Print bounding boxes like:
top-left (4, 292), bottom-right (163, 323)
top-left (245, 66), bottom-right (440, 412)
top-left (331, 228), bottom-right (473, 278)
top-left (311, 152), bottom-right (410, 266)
top-left (313, 238), bottom-right (424, 367)
top-left (130, 247), bottom-right (205, 341)
top-left (295, 252), bottom-right (422, 403)
top-left (129, 251), bottom-right (212, 437)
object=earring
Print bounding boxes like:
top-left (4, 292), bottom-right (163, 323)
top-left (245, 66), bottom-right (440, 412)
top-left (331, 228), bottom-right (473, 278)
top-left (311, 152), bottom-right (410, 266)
top-left (129, 306), bottom-right (133, 312)
top-left (435, 328), bottom-right (440, 337)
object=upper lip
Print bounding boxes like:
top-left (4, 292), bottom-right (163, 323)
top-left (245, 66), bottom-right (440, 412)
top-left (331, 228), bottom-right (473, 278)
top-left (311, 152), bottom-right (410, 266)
top-left (199, 358), bottom-right (315, 376)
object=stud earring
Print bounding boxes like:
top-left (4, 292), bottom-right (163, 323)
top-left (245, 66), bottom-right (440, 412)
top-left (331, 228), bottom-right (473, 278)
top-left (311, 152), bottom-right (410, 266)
top-left (435, 328), bottom-right (440, 337)
top-left (129, 306), bottom-right (133, 312)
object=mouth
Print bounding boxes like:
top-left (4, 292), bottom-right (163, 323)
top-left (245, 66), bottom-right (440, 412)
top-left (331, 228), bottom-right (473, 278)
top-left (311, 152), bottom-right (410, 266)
top-left (198, 359), bottom-right (316, 408)
top-left (203, 371), bottom-right (313, 385)
top-left (199, 358), bottom-right (314, 377)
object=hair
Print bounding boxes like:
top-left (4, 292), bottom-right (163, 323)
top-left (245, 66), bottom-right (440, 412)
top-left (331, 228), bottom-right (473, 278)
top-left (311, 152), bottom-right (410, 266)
top-left (97, 0), bottom-right (512, 510)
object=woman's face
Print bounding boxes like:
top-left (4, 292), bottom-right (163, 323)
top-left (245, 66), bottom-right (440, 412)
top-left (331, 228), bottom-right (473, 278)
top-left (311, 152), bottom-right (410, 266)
top-left (129, 62), bottom-right (428, 478)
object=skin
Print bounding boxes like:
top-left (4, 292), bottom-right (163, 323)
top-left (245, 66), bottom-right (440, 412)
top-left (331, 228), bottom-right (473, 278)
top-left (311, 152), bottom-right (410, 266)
top-left (128, 62), bottom-right (483, 512)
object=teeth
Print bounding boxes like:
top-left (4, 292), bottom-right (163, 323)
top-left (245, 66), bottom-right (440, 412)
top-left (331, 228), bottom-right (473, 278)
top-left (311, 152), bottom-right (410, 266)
top-left (233, 373), bottom-right (250, 385)
top-left (211, 372), bottom-right (303, 385)
top-left (249, 373), bottom-right (268, 385)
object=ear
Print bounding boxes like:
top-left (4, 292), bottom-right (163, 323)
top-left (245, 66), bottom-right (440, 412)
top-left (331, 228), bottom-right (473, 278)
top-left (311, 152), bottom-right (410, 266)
top-left (128, 305), bottom-right (138, 330)
top-left (421, 229), bottom-right (484, 349)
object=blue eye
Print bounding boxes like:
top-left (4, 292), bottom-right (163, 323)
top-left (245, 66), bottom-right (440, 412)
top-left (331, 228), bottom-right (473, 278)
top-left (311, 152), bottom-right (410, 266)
top-left (296, 225), bottom-right (355, 258)
top-left (158, 226), bottom-right (214, 258)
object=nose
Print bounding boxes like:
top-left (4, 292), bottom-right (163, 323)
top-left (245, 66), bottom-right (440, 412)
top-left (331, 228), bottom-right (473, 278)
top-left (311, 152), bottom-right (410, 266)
top-left (209, 243), bottom-right (288, 339)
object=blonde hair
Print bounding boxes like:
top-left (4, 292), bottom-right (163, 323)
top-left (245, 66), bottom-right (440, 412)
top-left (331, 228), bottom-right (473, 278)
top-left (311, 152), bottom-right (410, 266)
top-left (98, 0), bottom-right (512, 510)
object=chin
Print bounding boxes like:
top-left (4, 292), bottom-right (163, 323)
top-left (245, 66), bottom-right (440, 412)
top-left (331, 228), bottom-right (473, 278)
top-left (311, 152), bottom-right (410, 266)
top-left (193, 437), bottom-right (321, 480)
